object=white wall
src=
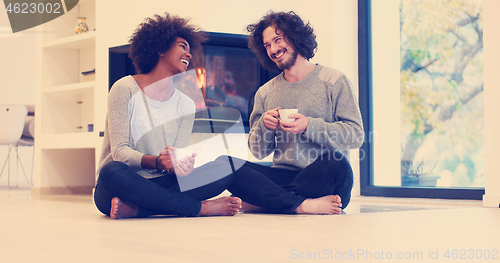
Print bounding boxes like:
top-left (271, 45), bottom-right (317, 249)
top-left (97, 0), bottom-right (339, 66)
top-left (483, 0), bottom-right (500, 207)
top-left (371, 0), bottom-right (401, 186)
top-left (0, 6), bottom-right (36, 187)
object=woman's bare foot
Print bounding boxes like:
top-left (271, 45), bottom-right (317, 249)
top-left (199, 196), bottom-right (242, 216)
top-left (295, 195), bottom-right (342, 215)
top-left (240, 201), bottom-right (267, 213)
top-left (110, 197), bottom-right (140, 219)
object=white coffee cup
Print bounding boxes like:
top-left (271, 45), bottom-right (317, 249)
top-left (278, 108), bottom-right (298, 122)
top-left (174, 148), bottom-right (194, 162)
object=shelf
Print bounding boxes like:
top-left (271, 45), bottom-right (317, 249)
top-left (43, 31), bottom-right (96, 49)
top-left (38, 132), bottom-right (99, 149)
top-left (42, 87), bottom-right (94, 134)
top-left (44, 81), bottom-right (95, 94)
top-left (34, 0), bottom-right (97, 193)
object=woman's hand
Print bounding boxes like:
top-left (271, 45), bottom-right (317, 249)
top-left (157, 146), bottom-right (197, 176)
top-left (157, 146), bottom-right (176, 171)
top-left (172, 152), bottom-right (197, 177)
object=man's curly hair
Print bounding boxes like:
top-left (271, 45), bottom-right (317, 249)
top-left (128, 13), bottom-right (207, 74)
top-left (247, 11), bottom-right (317, 72)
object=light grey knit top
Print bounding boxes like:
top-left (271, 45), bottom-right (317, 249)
top-left (248, 64), bottom-right (364, 170)
top-left (97, 75), bottom-right (195, 178)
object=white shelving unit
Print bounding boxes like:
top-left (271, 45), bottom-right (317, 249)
top-left (43, 31), bottom-right (96, 49)
top-left (34, 0), bottom-right (97, 194)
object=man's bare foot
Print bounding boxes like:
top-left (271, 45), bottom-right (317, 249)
top-left (229, 195), bottom-right (267, 213)
top-left (295, 195), bottom-right (342, 215)
top-left (110, 197), bottom-right (140, 219)
top-left (199, 196), bottom-right (242, 216)
top-left (240, 201), bottom-right (267, 213)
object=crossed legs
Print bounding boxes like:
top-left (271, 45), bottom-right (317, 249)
top-left (94, 161), bottom-right (241, 219)
top-left (95, 151), bottom-right (353, 218)
top-left (228, 151), bottom-right (353, 215)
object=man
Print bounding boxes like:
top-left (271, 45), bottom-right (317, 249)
top-left (227, 11), bottom-right (364, 215)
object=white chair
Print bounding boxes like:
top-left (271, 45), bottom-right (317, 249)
top-left (18, 114), bottom-right (35, 186)
top-left (0, 104), bottom-right (30, 188)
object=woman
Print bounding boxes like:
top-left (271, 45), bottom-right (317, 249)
top-left (94, 13), bottom-right (242, 219)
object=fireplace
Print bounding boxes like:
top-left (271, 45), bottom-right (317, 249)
top-left (109, 32), bottom-right (279, 133)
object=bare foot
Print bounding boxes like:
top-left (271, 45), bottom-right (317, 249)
top-left (240, 201), bottom-right (267, 213)
top-left (229, 195), bottom-right (267, 213)
top-left (199, 196), bottom-right (242, 216)
top-left (110, 197), bottom-right (140, 219)
top-left (295, 195), bottom-right (342, 215)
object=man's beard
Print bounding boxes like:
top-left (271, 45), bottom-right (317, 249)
top-left (276, 48), bottom-right (298, 70)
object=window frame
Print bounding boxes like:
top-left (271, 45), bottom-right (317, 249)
top-left (357, 0), bottom-right (485, 200)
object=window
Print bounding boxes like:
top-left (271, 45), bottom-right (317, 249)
top-left (359, 0), bottom-right (485, 199)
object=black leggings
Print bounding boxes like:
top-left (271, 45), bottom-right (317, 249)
top-left (228, 151), bottom-right (354, 214)
top-left (94, 156), bottom-right (235, 217)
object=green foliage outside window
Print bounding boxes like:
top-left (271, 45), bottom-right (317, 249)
top-left (400, 0), bottom-right (483, 187)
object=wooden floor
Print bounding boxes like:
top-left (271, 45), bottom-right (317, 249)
top-left (1, 188), bottom-right (499, 263)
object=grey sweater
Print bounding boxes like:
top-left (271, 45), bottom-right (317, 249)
top-left (248, 64), bottom-right (364, 170)
top-left (97, 76), bottom-right (195, 178)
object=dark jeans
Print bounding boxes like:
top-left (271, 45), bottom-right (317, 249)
top-left (94, 156), bottom-right (234, 218)
top-left (228, 151), bottom-right (354, 214)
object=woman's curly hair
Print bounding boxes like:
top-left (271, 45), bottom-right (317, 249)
top-left (128, 13), bottom-right (207, 74)
top-left (247, 11), bottom-right (317, 72)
